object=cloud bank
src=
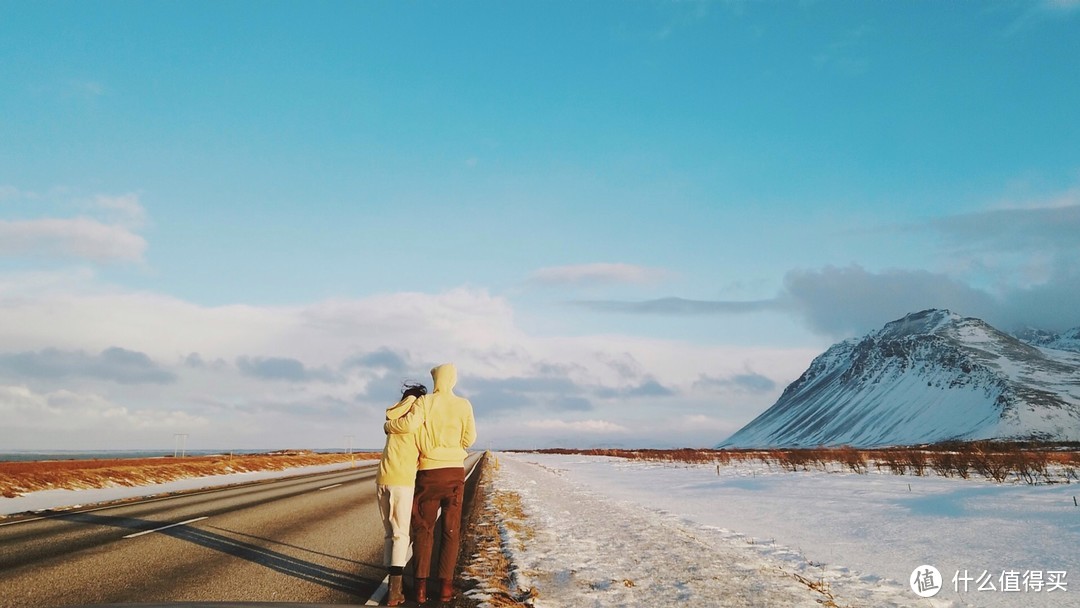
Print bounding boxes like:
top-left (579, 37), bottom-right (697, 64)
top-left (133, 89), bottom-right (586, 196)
top-left (7, 193), bottom-right (1074, 450)
top-left (573, 201), bottom-right (1080, 336)
top-left (0, 218), bottom-right (146, 262)
top-left (0, 192), bottom-right (149, 263)
top-left (0, 278), bottom-right (812, 450)
top-left (0, 347), bottom-right (176, 385)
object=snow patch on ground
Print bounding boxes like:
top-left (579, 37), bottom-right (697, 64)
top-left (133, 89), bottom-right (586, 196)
top-left (487, 453), bottom-right (1079, 608)
top-left (487, 453), bottom-right (947, 607)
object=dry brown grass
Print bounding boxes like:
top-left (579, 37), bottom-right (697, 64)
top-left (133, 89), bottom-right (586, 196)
top-left (789, 569), bottom-right (852, 608)
top-left (524, 442), bottom-right (1080, 485)
top-left (460, 453), bottom-right (538, 608)
top-left (0, 451), bottom-right (379, 498)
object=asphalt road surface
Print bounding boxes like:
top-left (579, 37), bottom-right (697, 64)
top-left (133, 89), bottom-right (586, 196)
top-left (0, 454), bottom-right (482, 608)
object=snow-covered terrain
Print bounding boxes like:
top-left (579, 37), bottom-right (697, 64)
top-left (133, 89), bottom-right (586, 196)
top-left (723, 309), bottom-right (1080, 448)
top-left (5, 452), bottom-right (1077, 607)
top-left (478, 452), bottom-right (1078, 608)
top-left (1014, 327), bottom-right (1080, 355)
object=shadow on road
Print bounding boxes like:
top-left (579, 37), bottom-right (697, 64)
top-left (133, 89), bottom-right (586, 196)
top-left (58, 512), bottom-right (382, 597)
top-left (205, 523), bottom-right (377, 566)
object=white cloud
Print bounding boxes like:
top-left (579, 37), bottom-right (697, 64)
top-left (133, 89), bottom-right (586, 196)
top-left (0, 281), bottom-right (813, 386)
top-left (780, 265), bottom-right (999, 337)
top-left (0, 185), bottom-right (25, 202)
top-left (94, 193), bottom-right (147, 228)
top-left (1044, 0), bottom-right (1080, 11)
top-left (0, 347), bottom-right (177, 385)
top-left (574, 186), bottom-right (1080, 338)
top-left (525, 419), bottom-right (630, 434)
top-left (481, 411), bottom-right (754, 449)
top-left (1006, 0), bottom-right (1080, 34)
top-left (679, 414), bottom-right (740, 431)
top-left (0, 272), bottom-right (818, 449)
top-left (0, 267), bottom-right (98, 295)
top-left (0, 190), bottom-right (148, 263)
top-left (1006, 186), bottom-right (1080, 210)
top-left (0, 384), bottom-right (208, 433)
top-left (530, 263), bottom-right (673, 286)
top-left (0, 217), bottom-right (146, 262)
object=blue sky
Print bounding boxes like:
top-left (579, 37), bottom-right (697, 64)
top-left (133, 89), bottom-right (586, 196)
top-left (1, 1), bottom-right (1079, 450)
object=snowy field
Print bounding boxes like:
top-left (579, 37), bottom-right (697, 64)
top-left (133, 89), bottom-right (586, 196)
top-left (4, 453), bottom-right (1077, 607)
top-left (486, 452), bottom-right (1079, 608)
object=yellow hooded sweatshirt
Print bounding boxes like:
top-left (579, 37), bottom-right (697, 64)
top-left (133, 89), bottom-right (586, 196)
top-left (416, 363), bottom-right (476, 470)
top-left (376, 395), bottom-right (424, 487)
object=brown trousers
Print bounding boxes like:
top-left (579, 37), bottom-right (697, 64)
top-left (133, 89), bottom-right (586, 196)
top-left (411, 467), bottom-right (465, 579)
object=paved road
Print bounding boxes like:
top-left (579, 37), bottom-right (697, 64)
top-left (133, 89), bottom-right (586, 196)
top-left (0, 454), bottom-right (481, 608)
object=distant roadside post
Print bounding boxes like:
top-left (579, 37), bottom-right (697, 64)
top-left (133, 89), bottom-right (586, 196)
top-left (345, 434), bottom-right (355, 467)
top-left (173, 433), bottom-right (188, 458)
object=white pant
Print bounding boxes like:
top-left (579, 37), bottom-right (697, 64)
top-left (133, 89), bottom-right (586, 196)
top-left (377, 484), bottom-right (415, 568)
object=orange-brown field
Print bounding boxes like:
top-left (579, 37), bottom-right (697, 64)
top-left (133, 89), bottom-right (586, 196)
top-left (0, 451), bottom-right (380, 498)
top-left (525, 442), bottom-right (1080, 484)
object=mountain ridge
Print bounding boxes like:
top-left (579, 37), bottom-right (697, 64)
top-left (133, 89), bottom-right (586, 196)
top-left (1013, 326), bottom-right (1080, 354)
top-left (720, 309), bottom-right (1080, 448)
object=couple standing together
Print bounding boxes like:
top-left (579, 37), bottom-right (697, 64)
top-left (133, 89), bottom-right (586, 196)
top-left (376, 363), bottom-right (477, 606)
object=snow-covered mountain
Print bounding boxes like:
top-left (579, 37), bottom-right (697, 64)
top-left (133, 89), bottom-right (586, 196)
top-left (1012, 326), bottom-right (1080, 354)
top-left (720, 309), bottom-right (1080, 448)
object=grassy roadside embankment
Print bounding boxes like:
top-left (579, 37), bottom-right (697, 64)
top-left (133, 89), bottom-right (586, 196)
top-left (0, 450), bottom-right (379, 498)
top-left (459, 452), bottom-right (538, 608)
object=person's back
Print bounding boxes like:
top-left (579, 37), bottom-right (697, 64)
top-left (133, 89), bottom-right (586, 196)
top-left (410, 362), bottom-right (476, 604)
top-left (376, 392), bottom-right (423, 486)
top-left (417, 363), bottom-right (476, 469)
top-left (375, 382), bottom-right (427, 607)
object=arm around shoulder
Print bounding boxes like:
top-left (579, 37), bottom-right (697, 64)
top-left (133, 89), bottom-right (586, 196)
top-left (383, 397), bottom-right (426, 435)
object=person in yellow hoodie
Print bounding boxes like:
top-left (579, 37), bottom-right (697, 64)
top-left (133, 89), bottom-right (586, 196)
top-left (410, 363), bottom-right (476, 604)
top-left (376, 382), bottom-right (427, 606)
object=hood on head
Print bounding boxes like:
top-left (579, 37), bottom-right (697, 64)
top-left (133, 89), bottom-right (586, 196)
top-left (430, 363), bottom-right (457, 393)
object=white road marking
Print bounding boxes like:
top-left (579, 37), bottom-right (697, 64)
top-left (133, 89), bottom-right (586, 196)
top-left (465, 457), bottom-right (481, 481)
top-left (364, 576), bottom-right (390, 606)
top-left (123, 516), bottom-right (208, 539)
top-left (317, 483), bottom-right (343, 491)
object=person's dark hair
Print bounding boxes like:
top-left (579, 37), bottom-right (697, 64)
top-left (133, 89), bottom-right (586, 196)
top-left (401, 382), bottom-right (428, 399)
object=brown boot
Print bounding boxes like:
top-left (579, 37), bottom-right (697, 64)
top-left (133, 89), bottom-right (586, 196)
top-left (438, 578), bottom-right (454, 602)
top-left (386, 574), bottom-right (404, 606)
top-left (414, 578), bottom-right (428, 604)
